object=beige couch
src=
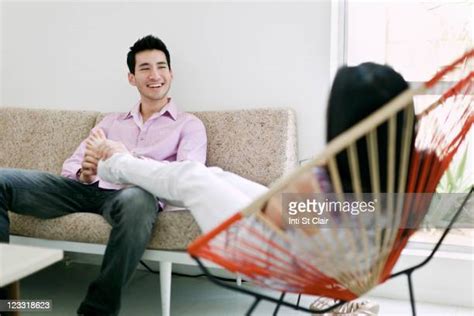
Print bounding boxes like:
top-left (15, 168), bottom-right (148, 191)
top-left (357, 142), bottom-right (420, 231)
top-left (0, 106), bottom-right (298, 315)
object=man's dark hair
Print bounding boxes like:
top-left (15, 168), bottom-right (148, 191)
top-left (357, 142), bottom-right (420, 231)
top-left (127, 35), bottom-right (171, 74)
top-left (326, 62), bottom-right (409, 192)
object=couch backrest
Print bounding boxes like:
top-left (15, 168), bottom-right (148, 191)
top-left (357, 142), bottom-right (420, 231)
top-left (1, 107), bottom-right (298, 185)
top-left (192, 109), bottom-right (298, 185)
top-left (0, 107), bottom-right (98, 174)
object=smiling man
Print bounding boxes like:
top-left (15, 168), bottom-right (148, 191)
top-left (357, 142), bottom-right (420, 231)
top-left (0, 35), bottom-right (207, 316)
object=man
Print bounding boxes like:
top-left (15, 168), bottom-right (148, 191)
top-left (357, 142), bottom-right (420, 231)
top-left (0, 35), bottom-right (207, 316)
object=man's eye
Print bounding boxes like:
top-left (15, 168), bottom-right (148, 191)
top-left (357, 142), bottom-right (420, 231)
top-left (159, 66), bottom-right (167, 69)
top-left (140, 68), bottom-right (150, 71)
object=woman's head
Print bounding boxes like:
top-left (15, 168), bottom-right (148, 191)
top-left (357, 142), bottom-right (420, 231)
top-left (327, 62), bottom-right (408, 142)
top-left (326, 62), bottom-right (409, 192)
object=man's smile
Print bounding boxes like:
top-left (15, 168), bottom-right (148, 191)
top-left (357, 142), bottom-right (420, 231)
top-left (147, 83), bottom-right (164, 88)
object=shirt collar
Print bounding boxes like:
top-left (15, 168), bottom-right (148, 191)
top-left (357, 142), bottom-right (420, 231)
top-left (160, 99), bottom-right (178, 121)
top-left (125, 98), bottom-right (178, 121)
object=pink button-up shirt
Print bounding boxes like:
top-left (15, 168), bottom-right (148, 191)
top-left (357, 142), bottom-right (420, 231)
top-left (61, 99), bottom-right (207, 190)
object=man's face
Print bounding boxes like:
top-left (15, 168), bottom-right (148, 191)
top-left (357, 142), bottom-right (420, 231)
top-left (128, 49), bottom-right (173, 104)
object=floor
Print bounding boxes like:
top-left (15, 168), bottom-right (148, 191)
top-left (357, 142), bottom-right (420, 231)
top-left (16, 260), bottom-right (474, 316)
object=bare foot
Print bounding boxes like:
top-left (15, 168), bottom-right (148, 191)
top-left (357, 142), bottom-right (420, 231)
top-left (85, 128), bottom-right (129, 161)
top-left (262, 170), bottom-right (322, 235)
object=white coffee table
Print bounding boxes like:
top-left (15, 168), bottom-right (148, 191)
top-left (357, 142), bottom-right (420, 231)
top-left (0, 243), bottom-right (63, 287)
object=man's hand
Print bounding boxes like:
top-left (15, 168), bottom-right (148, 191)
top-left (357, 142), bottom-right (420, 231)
top-left (78, 129), bottom-right (105, 183)
top-left (79, 154), bottom-right (99, 183)
top-left (79, 128), bottom-right (129, 184)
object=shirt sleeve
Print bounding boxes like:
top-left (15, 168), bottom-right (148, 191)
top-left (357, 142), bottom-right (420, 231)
top-left (60, 114), bottom-right (115, 180)
top-left (176, 116), bottom-right (207, 164)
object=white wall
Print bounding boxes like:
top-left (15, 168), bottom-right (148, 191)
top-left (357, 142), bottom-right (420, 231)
top-left (1, 0), bottom-right (332, 160)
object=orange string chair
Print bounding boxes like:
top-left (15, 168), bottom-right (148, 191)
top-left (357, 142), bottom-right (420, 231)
top-left (188, 50), bottom-right (473, 315)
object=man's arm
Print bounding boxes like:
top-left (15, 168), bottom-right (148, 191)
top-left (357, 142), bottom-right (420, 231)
top-left (61, 115), bottom-right (115, 183)
top-left (176, 117), bottom-right (207, 163)
top-left (61, 137), bottom-right (102, 183)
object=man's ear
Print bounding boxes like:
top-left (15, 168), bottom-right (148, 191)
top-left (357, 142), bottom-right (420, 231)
top-left (128, 73), bottom-right (136, 86)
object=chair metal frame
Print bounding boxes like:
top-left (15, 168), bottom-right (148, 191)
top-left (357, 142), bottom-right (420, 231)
top-left (192, 188), bottom-right (472, 316)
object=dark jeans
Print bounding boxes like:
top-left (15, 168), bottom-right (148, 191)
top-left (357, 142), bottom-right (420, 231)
top-left (0, 168), bottom-right (159, 316)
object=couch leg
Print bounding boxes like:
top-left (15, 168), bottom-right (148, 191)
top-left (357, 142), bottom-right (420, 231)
top-left (160, 261), bottom-right (172, 316)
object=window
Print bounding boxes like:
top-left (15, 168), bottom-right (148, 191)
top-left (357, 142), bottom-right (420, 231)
top-left (346, 0), bottom-right (472, 82)
top-left (344, 0), bottom-right (473, 249)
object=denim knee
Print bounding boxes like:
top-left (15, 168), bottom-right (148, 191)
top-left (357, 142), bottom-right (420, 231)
top-left (0, 168), bottom-right (33, 194)
top-left (0, 168), bottom-right (17, 208)
top-left (105, 187), bottom-right (158, 230)
top-left (0, 168), bottom-right (14, 189)
top-left (0, 169), bottom-right (14, 242)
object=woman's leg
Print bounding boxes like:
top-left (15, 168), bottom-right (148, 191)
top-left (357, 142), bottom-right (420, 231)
top-left (98, 154), bottom-right (267, 232)
top-left (206, 166), bottom-right (268, 199)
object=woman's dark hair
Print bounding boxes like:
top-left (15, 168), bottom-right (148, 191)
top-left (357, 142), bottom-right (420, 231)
top-left (127, 35), bottom-right (171, 74)
top-left (326, 62), bottom-right (409, 192)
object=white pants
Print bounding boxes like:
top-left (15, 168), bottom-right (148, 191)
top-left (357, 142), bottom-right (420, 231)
top-left (98, 154), bottom-right (268, 232)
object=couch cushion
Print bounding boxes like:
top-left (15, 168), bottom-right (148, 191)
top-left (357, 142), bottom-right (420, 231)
top-left (0, 107), bottom-right (98, 174)
top-left (9, 211), bottom-right (201, 250)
